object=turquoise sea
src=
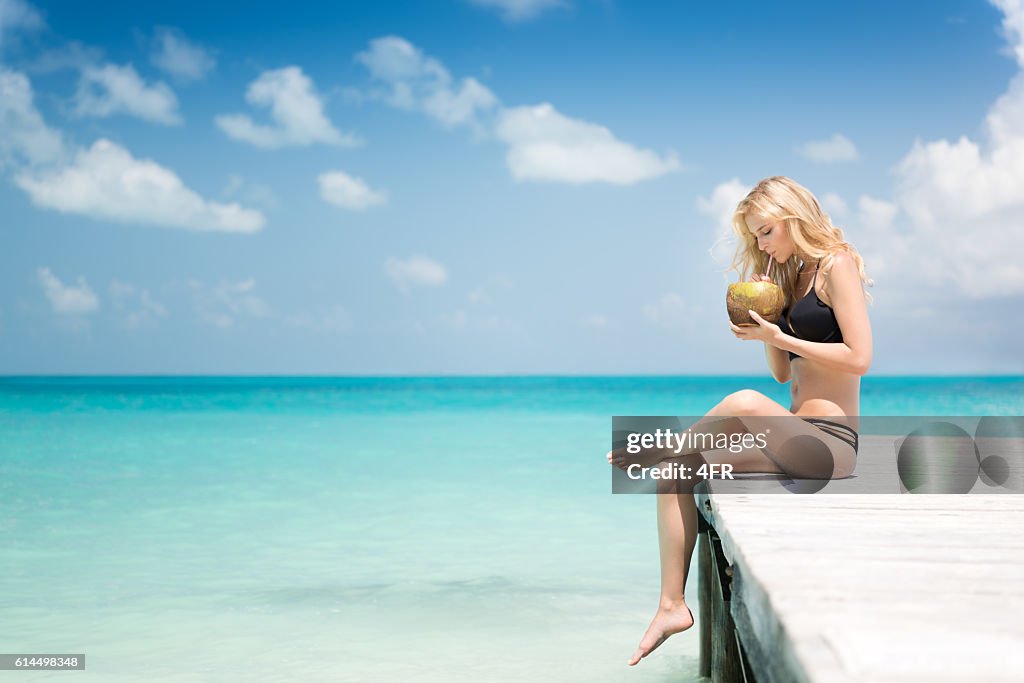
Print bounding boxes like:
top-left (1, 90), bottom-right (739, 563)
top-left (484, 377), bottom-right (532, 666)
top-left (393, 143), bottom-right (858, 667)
top-left (2, 376), bottom-right (1022, 682)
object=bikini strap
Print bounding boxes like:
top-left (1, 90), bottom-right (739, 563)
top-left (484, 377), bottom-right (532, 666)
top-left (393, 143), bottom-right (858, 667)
top-left (812, 260), bottom-right (820, 286)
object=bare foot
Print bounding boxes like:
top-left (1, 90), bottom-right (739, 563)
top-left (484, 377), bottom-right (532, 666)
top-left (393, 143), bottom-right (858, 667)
top-left (627, 600), bottom-right (695, 666)
top-left (606, 448), bottom-right (628, 470)
top-left (606, 447), bottom-right (662, 470)
top-left (607, 447), bottom-right (694, 475)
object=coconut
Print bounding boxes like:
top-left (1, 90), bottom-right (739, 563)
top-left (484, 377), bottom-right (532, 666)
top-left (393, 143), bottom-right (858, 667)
top-left (727, 281), bottom-right (785, 326)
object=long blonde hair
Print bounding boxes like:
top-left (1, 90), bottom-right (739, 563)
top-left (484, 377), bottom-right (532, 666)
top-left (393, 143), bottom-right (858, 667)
top-left (730, 176), bottom-right (873, 306)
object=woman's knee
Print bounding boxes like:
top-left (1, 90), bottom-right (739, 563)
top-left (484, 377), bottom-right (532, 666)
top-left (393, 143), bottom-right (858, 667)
top-left (718, 389), bottom-right (767, 416)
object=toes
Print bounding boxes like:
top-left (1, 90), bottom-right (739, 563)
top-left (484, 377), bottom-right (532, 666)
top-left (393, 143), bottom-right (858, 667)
top-left (628, 633), bottom-right (666, 666)
top-left (607, 451), bottom-right (628, 468)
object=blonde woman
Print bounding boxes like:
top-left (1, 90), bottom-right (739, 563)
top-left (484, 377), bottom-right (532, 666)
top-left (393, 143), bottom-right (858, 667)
top-left (608, 176), bottom-right (873, 666)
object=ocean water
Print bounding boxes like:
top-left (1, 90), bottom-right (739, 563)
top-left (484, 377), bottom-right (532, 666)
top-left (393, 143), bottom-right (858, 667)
top-left (2, 376), bottom-right (1021, 682)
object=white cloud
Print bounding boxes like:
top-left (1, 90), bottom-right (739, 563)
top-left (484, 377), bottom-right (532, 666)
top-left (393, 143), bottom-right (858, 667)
top-left (15, 138), bottom-right (265, 233)
top-left (108, 279), bottom-right (133, 299)
top-left (468, 0), bottom-right (567, 22)
top-left (642, 293), bottom-right (693, 329)
top-left (440, 308), bottom-right (520, 334)
top-left (37, 267), bottom-right (99, 314)
top-left (422, 78), bottom-right (499, 128)
top-left (357, 36), bottom-right (446, 94)
top-left (468, 287), bottom-right (489, 304)
top-left (187, 278), bottom-right (270, 328)
top-left (355, 37), bottom-right (678, 185)
top-left (821, 191), bottom-right (848, 218)
top-left (583, 313), bottom-right (610, 328)
top-left (467, 274), bottom-right (512, 305)
top-left (27, 41), bottom-right (104, 74)
top-left (993, 0), bottom-right (1024, 68)
top-left (857, 195), bottom-right (898, 230)
top-left (385, 255), bottom-right (448, 293)
top-left (73, 63), bottom-right (181, 125)
top-left (796, 133), bottom-right (859, 163)
top-left (895, 132), bottom-right (1024, 228)
top-left (697, 177), bottom-right (750, 266)
top-left (318, 170), bottom-right (387, 210)
top-left (150, 27), bottom-right (215, 83)
top-left (859, 0), bottom-right (1024, 299)
top-left (221, 174), bottom-right (281, 211)
top-left (0, 0), bottom-right (44, 40)
top-left (283, 305), bottom-right (352, 333)
top-left (222, 174), bottom-right (244, 196)
top-left (356, 36), bottom-right (498, 128)
top-left (4, 71), bottom-right (254, 235)
top-left (216, 67), bottom-right (359, 148)
top-left (0, 67), bottom-right (66, 168)
top-left (495, 103), bottom-right (680, 184)
top-left (109, 279), bottom-right (167, 328)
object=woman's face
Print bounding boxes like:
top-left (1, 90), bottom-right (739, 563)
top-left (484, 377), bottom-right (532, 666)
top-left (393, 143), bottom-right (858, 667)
top-left (744, 214), bottom-right (794, 263)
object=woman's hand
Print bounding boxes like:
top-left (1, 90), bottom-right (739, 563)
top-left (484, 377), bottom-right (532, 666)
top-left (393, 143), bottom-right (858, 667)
top-left (729, 309), bottom-right (782, 343)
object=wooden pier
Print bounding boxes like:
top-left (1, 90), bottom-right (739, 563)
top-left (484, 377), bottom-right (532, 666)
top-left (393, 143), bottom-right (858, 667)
top-left (695, 435), bottom-right (1024, 682)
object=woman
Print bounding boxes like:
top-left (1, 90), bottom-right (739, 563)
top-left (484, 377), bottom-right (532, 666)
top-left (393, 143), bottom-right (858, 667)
top-left (608, 176), bottom-right (873, 666)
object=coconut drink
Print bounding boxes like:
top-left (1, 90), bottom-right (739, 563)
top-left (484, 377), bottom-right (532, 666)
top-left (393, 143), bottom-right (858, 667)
top-left (727, 280), bottom-right (784, 326)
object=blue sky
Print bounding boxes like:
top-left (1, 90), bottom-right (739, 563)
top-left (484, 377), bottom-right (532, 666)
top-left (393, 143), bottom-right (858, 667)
top-left (1, 0), bottom-right (1022, 375)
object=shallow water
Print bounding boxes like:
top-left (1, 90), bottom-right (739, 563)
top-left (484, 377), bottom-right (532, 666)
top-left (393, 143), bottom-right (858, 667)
top-left (2, 376), bottom-right (1020, 681)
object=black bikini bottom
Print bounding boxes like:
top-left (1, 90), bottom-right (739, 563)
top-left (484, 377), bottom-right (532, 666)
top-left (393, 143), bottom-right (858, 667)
top-left (800, 417), bottom-right (859, 454)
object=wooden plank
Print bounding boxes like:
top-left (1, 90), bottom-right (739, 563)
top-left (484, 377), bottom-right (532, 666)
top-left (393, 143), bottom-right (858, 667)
top-left (728, 564), bottom-right (815, 683)
top-left (699, 525), bottom-right (713, 679)
top-left (695, 484), bottom-right (1024, 682)
top-left (708, 530), bottom-right (745, 683)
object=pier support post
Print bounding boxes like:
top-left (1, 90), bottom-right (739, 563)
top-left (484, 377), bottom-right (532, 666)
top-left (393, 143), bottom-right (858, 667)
top-left (698, 515), bottom-right (713, 678)
top-left (698, 514), bottom-right (752, 683)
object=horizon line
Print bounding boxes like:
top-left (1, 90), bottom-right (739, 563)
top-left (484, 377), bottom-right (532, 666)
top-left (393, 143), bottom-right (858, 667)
top-left (2, 373), bottom-right (1022, 379)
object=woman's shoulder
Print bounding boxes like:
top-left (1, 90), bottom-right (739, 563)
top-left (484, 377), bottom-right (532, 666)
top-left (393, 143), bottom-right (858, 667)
top-left (821, 250), bottom-right (857, 278)
top-left (819, 250), bottom-right (858, 301)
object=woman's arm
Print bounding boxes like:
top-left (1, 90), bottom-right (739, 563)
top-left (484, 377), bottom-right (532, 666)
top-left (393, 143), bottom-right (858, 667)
top-left (764, 342), bottom-right (791, 383)
top-left (743, 273), bottom-right (793, 383)
top-left (772, 252), bottom-right (872, 375)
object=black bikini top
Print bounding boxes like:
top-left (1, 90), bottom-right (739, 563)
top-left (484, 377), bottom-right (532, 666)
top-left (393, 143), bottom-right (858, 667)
top-left (777, 260), bottom-right (843, 360)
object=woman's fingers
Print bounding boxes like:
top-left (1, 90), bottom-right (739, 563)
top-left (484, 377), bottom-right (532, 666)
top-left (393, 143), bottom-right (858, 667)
top-left (730, 320), bottom-right (759, 340)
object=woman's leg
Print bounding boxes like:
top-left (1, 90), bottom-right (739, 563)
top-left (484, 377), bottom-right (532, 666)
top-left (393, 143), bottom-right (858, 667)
top-left (609, 389), bottom-right (857, 478)
top-left (626, 458), bottom-right (701, 666)
top-left (621, 390), bottom-right (856, 666)
top-left (624, 392), bottom-right (783, 665)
